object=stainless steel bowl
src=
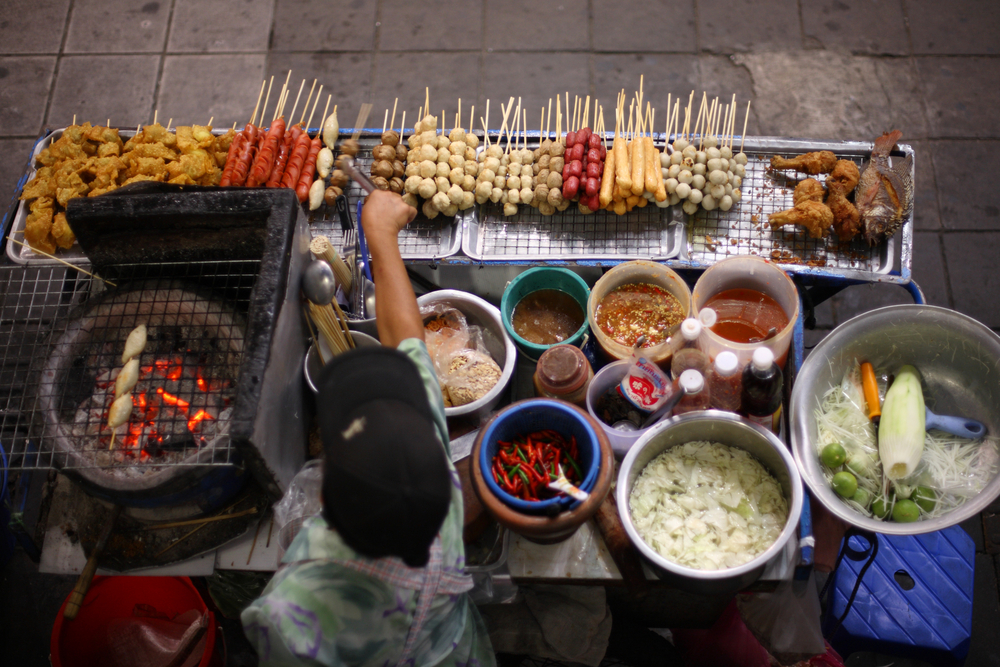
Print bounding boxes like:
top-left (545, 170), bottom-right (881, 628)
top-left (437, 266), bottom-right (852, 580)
top-left (790, 304), bottom-right (1000, 535)
top-left (416, 289), bottom-right (517, 419)
top-left (617, 411), bottom-right (803, 595)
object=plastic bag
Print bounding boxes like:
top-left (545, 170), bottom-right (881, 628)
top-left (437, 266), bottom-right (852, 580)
top-left (735, 571), bottom-right (826, 664)
top-left (422, 304), bottom-right (502, 408)
top-left (619, 353), bottom-right (675, 413)
top-left (273, 459), bottom-right (323, 550)
top-left (107, 608), bottom-right (209, 667)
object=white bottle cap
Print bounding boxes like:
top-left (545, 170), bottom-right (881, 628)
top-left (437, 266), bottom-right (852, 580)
top-left (714, 351), bottom-right (739, 376)
top-left (751, 346), bottom-right (775, 371)
top-left (679, 369), bottom-right (704, 394)
top-left (680, 318), bottom-right (702, 342)
top-left (698, 307), bottom-right (717, 328)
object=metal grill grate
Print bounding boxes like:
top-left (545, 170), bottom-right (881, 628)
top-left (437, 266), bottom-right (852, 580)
top-left (0, 260), bottom-right (259, 472)
top-left (304, 133), bottom-right (462, 261)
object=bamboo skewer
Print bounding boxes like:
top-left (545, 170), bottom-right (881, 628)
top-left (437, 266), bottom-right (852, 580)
top-left (144, 506), bottom-right (259, 530)
top-left (382, 108), bottom-right (388, 134)
top-left (390, 98), bottom-right (398, 133)
top-left (299, 80), bottom-right (316, 126)
top-left (305, 86), bottom-right (323, 134)
top-left (289, 79), bottom-right (306, 125)
top-left (740, 101), bottom-right (751, 153)
top-left (8, 239), bottom-right (115, 286)
top-left (259, 76), bottom-right (274, 130)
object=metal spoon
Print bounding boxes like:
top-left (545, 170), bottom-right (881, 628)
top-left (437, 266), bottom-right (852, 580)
top-left (302, 260), bottom-right (336, 305)
top-left (362, 277), bottom-right (377, 318)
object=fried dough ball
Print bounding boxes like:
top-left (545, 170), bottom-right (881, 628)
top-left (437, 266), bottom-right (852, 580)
top-left (340, 138), bottom-right (359, 157)
top-left (381, 130), bottom-right (399, 147)
top-left (436, 176), bottom-right (450, 193)
top-left (418, 178), bottom-right (437, 199)
top-left (449, 141), bottom-right (467, 156)
top-left (463, 161), bottom-right (479, 177)
top-left (372, 160), bottom-right (394, 179)
top-left (396, 143), bottom-right (407, 161)
top-left (392, 160), bottom-right (404, 178)
top-left (418, 144), bottom-right (437, 162)
top-left (475, 180), bottom-right (492, 200)
top-left (448, 154), bottom-right (465, 170)
top-left (503, 202), bottom-right (518, 216)
top-left (462, 174), bottom-right (476, 191)
top-left (405, 175), bottom-right (422, 194)
top-left (434, 147), bottom-right (448, 163)
top-left (418, 160), bottom-right (437, 179)
top-left (479, 168), bottom-right (496, 183)
top-left (402, 192), bottom-right (419, 209)
top-left (460, 190), bottom-right (475, 210)
top-left (329, 169), bottom-right (349, 189)
top-left (442, 203), bottom-right (459, 217)
top-left (519, 188), bottom-right (534, 206)
top-left (449, 168), bottom-right (464, 185)
top-left (373, 145), bottom-right (396, 162)
top-left (483, 156), bottom-right (500, 173)
top-left (422, 199), bottom-right (440, 219)
top-left (389, 177), bottom-right (404, 194)
top-left (432, 191), bottom-right (450, 211)
top-left (490, 187), bottom-right (503, 203)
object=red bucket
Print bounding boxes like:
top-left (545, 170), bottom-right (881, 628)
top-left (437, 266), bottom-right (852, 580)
top-left (51, 576), bottom-right (221, 667)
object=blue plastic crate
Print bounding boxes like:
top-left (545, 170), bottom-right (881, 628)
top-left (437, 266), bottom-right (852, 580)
top-left (826, 525), bottom-right (974, 666)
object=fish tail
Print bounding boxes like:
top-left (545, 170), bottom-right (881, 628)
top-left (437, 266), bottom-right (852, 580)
top-left (872, 130), bottom-right (902, 157)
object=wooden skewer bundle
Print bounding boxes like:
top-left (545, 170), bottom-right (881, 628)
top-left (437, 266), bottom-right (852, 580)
top-left (309, 236), bottom-right (353, 293)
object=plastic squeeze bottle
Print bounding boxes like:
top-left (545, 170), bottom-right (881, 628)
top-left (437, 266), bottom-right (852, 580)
top-left (670, 318), bottom-right (709, 378)
top-left (740, 347), bottom-right (783, 432)
top-left (709, 351), bottom-right (741, 412)
top-left (673, 370), bottom-right (710, 415)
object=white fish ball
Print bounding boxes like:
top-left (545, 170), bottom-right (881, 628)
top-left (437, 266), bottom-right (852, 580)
top-left (405, 162), bottom-right (419, 178)
top-left (487, 145), bottom-right (503, 159)
top-left (734, 152), bottom-right (748, 165)
top-left (490, 187), bottom-right (503, 203)
top-left (460, 191), bottom-right (475, 210)
top-left (436, 147), bottom-right (450, 163)
top-left (702, 194), bottom-right (718, 211)
top-left (449, 141), bottom-right (467, 156)
top-left (448, 184), bottom-right (464, 204)
top-left (692, 174), bottom-right (706, 190)
top-left (687, 188), bottom-right (703, 204)
top-left (417, 178), bottom-right (437, 199)
top-left (706, 146), bottom-right (721, 160)
top-left (670, 151), bottom-right (683, 165)
top-left (669, 192), bottom-right (681, 206)
top-left (709, 169), bottom-right (728, 185)
top-left (720, 146), bottom-right (733, 160)
top-left (484, 156), bottom-right (500, 172)
top-left (734, 163), bottom-right (746, 178)
top-left (503, 202), bottom-right (519, 216)
top-left (666, 177), bottom-right (678, 194)
top-left (707, 158), bottom-right (723, 172)
top-left (448, 154), bottom-right (465, 170)
top-left (507, 175), bottom-right (521, 191)
top-left (480, 168), bottom-right (496, 183)
top-left (719, 195), bottom-right (734, 212)
top-left (418, 160), bottom-right (437, 179)
top-left (404, 175), bottom-right (422, 194)
top-left (678, 170), bottom-right (694, 185)
top-left (682, 200), bottom-right (699, 215)
top-left (731, 175), bottom-right (742, 189)
top-left (704, 136), bottom-right (718, 149)
top-left (731, 188), bottom-right (742, 203)
top-left (463, 174), bottom-right (476, 191)
top-left (432, 191), bottom-right (450, 210)
top-left (695, 151), bottom-right (707, 164)
top-left (436, 176), bottom-right (450, 193)
top-left (464, 160), bottom-right (479, 176)
top-left (668, 164), bottom-right (682, 179)
top-left (660, 152), bottom-right (671, 168)
top-left (710, 183), bottom-right (726, 199)
top-left (520, 187), bottom-right (534, 205)
top-left (675, 182), bottom-right (692, 199)
top-left (466, 134), bottom-right (479, 148)
top-left (436, 161), bottom-right (450, 178)
top-left (418, 144), bottom-right (437, 162)
top-left (693, 163), bottom-right (707, 176)
top-left (682, 145), bottom-right (697, 160)
top-left (422, 200), bottom-right (439, 219)
top-left (497, 165), bottom-right (508, 178)
top-left (507, 188), bottom-right (521, 204)
top-left (521, 164), bottom-right (533, 178)
top-left (449, 168), bottom-right (464, 185)
top-left (674, 138), bottom-right (690, 152)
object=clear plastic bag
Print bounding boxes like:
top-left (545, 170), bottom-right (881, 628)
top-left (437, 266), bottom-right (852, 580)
top-left (273, 459), bottom-right (323, 550)
top-left (421, 303), bottom-right (502, 408)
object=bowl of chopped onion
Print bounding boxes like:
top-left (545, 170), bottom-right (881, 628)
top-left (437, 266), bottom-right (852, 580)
top-left (617, 411), bottom-right (803, 594)
top-left (790, 304), bottom-right (1000, 534)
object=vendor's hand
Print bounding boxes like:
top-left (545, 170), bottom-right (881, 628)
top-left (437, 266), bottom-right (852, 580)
top-left (361, 190), bottom-right (417, 255)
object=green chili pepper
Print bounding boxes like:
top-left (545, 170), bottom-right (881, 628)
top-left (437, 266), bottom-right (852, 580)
top-left (564, 451), bottom-right (583, 481)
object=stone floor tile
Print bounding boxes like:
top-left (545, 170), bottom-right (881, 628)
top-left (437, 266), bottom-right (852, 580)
top-left (378, 0), bottom-right (482, 52)
top-left (0, 552), bottom-right (77, 667)
top-left (907, 0), bottom-right (1000, 55)
top-left (697, 56), bottom-right (758, 134)
top-left (910, 232), bottom-right (949, 308)
top-left (168, 0), bottom-right (273, 53)
top-left (484, 0), bottom-right (588, 52)
top-left (0, 0), bottom-right (69, 54)
top-left (829, 282), bottom-right (917, 325)
top-left (698, 0), bottom-right (801, 54)
top-left (0, 139), bottom-right (37, 227)
top-left (270, 0), bottom-right (377, 52)
top-left (735, 52), bottom-right (922, 140)
top-left (592, 0), bottom-right (696, 53)
top-left (267, 53), bottom-right (373, 133)
top-left (481, 52), bottom-right (588, 135)
top-left (373, 52), bottom-right (480, 132)
top-left (593, 54), bottom-right (700, 131)
top-left (918, 57), bottom-right (1000, 138)
top-left (156, 55), bottom-right (265, 130)
top-left (47, 55), bottom-right (157, 129)
top-left (968, 553), bottom-right (1000, 666)
top-left (802, 0), bottom-right (909, 55)
top-left (931, 140), bottom-right (999, 231)
top-left (942, 232), bottom-right (1000, 328)
top-left (0, 57), bottom-right (55, 136)
top-left (64, 0), bottom-right (168, 54)
top-left (907, 140), bottom-right (939, 231)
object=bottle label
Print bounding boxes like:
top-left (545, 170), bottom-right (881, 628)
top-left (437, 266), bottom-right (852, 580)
top-left (620, 355), bottom-right (673, 412)
top-left (747, 406), bottom-right (782, 433)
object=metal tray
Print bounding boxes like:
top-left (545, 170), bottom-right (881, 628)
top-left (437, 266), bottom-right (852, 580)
top-left (305, 131), bottom-right (462, 262)
top-left (462, 133), bottom-right (683, 263)
top-left (667, 137), bottom-right (914, 284)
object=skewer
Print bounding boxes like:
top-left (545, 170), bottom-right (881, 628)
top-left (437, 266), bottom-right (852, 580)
top-left (424, 87), bottom-right (430, 120)
top-left (266, 515), bottom-right (274, 548)
top-left (457, 98), bottom-right (462, 132)
top-left (299, 79), bottom-right (317, 126)
top-left (400, 110), bottom-right (406, 140)
top-left (247, 514), bottom-right (265, 565)
top-left (390, 97), bottom-right (398, 133)
top-left (684, 90), bottom-right (694, 141)
top-left (72, 114), bottom-right (77, 126)
top-left (351, 101), bottom-right (371, 141)
top-left (7, 239), bottom-right (115, 286)
top-left (155, 497), bottom-right (254, 558)
top-left (303, 305), bottom-right (325, 367)
top-left (106, 119), bottom-right (110, 128)
top-left (523, 108), bottom-right (528, 149)
top-left (207, 116), bottom-right (213, 127)
top-left (565, 92), bottom-right (570, 134)
top-left (153, 110), bottom-right (158, 126)
top-left (305, 85), bottom-right (323, 134)
top-left (144, 506), bottom-right (259, 530)
top-left (469, 105), bottom-right (474, 137)
top-left (729, 94), bottom-right (738, 149)
top-left (555, 95), bottom-right (561, 141)
top-left (166, 118), bottom-right (172, 132)
top-left (514, 97), bottom-right (521, 147)
top-left (331, 299), bottom-right (355, 349)
top-left (289, 79), bottom-right (306, 125)
top-left (259, 76), bottom-right (274, 129)
top-left (740, 101), bottom-right (751, 153)
top-left (584, 95), bottom-right (590, 130)
top-left (382, 108), bottom-right (388, 134)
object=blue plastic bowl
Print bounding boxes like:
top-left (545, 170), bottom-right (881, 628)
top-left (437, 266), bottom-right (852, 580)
top-left (479, 399), bottom-right (601, 515)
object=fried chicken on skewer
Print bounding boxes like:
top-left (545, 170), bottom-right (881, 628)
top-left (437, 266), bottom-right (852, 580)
top-left (770, 150), bottom-right (838, 175)
top-left (768, 199), bottom-right (834, 239)
top-left (793, 178), bottom-right (825, 206)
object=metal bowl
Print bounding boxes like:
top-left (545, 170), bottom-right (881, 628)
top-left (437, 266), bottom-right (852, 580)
top-left (417, 290), bottom-right (517, 419)
top-left (617, 411), bottom-right (803, 595)
top-left (790, 304), bottom-right (1000, 535)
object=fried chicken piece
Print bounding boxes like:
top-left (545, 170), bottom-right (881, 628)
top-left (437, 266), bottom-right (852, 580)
top-left (827, 159), bottom-right (860, 196)
top-left (828, 192), bottom-right (861, 242)
top-left (24, 197), bottom-right (56, 254)
top-left (793, 178), bottom-right (825, 206)
top-left (770, 150), bottom-right (838, 175)
top-left (51, 212), bottom-right (76, 249)
top-left (768, 199), bottom-right (834, 239)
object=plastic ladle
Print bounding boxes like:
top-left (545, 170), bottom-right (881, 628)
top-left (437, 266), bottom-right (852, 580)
top-left (925, 407), bottom-right (986, 439)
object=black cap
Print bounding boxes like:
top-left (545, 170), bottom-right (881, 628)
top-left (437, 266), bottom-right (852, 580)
top-left (317, 346), bottom-right (451, 567)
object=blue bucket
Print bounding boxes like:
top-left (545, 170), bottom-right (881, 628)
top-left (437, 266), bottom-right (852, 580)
top-left (479, 399), bottom-right (601, 515)
top-left (501, 268), bottom-right (590, 361)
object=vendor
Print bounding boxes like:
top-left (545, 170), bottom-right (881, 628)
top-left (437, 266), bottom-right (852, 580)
top-left (241, 190), bottom-right (496, 667)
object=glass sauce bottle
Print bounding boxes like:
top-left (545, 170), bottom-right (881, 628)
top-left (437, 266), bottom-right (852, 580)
top-left (533, 344), bottom-right (593, 407)
top-left (740, 347), bottom-right (783, 433)
top-left (670, 318), bottom-right (709, 378)
top-left (673, 369), bottom-right (710, 415)
top-left (709, 351), bottom-right (741, 412)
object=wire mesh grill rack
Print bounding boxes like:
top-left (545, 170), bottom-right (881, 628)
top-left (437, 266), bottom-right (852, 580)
top-left (304, 132), bottom-right (462, 262)
top-left (0, 260), bottom-right (259, 473)
top-left (676, 138), bottom-right (913, 283)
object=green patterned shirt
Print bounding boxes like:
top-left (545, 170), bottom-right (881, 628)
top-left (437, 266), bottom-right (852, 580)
top-left (242, 339), bottom-right (494, 666)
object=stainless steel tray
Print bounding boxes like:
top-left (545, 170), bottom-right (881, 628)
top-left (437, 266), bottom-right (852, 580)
top-left (462, 134), bottom-right (683, 263)
top-left (667, 137), bottom-right (914, 284)
top-left (305, 131), bottom-right (462, 263)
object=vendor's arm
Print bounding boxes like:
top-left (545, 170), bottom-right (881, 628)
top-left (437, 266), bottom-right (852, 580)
top-left (360, 190), bottom-right (420, 347)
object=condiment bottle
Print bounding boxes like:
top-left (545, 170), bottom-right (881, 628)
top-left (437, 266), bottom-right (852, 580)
top-left (670, 318), bottom-right (709, 379)
top-left (709, 351), bottom-right (741, 412)
top-left (673, 369), bottom-right (710, 415)
top-left (741, 347), bottom-right (783, 433)
top-left (698, 307), bottom-right (717, 329)
top-left (533, 344), bottom-right (593, 407)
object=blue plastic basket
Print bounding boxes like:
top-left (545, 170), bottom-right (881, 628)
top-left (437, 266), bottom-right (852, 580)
top-left (479, 399), bottom-right (600, 515)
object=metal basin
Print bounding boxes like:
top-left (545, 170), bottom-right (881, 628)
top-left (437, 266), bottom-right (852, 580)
top-left (790, 305), bottom-right (1000, 534)
top-left (617, 411), bottom-right (803, 595)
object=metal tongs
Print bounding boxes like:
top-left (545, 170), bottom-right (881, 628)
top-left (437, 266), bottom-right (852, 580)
top-left (339, 156), bottom-right (377, 195)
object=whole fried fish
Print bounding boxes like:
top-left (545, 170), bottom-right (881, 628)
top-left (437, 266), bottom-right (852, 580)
top-left (857, 130), bottom-right (913, 246)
